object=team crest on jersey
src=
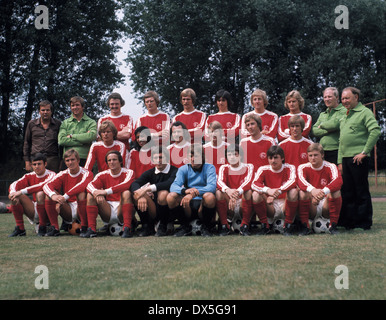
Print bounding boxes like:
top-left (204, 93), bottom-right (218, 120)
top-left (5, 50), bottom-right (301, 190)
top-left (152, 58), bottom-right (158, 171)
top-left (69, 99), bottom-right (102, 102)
top-left (227, 122), bottom-right (233, 128)
top-left (260, 152), bottom-right (267, 159)
top-left (301, 153), bottom-right (308, 159)
top-left (193, 122), bottom-right (199, 128)
top-left (220, 157), bottom-right (226, 164)
top-left (320, 178), bottom-right (328, 186)
top-left (156, 124), bottom-right (162, 130)
top-left (264, 125), bottom-right (269, 131)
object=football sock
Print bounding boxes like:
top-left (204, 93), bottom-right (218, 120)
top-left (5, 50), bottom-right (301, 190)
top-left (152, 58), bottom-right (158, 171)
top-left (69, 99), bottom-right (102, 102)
top-left (253, 200), bottom-right (268, 225)
top-left (122, 203), bottom-right (134, 229)
top-left (11, 204), bottom-right (25, 230)
top-left (216, 200), bottom-right (229, 227)
top-left (45, 200), bottom-right (59, 230)
top-left (299, 199), bottom-right (311, 227)
top-left (86, 205), bottom-right (98, 232)
top-left (241, 199), bottom-right (253, 226)
top-left (36, 203), bottom-right (48, 227)
top-left (202, 206), bottom-right (216, 228)
top-left (328, 196), bottom-right (342, 225)
top-left (284, 199), bottom-right (298, 225)
top-left (157, 204), bottom-right (170, 226)
top-left (77, 199), bottom-right (87, 228)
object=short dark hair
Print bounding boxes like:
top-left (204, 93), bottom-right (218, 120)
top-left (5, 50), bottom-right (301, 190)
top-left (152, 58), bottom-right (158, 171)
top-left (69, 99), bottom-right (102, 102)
top-left (38, 100), bottom-right (53, 113)
top-left (226, 144), bottom-right (244, 162)
top-left (215, 89), bottom-right (234, 108)
top-left (107, 92), bottom-right (125, 107)
top-left (267, 145), bottom-right (285, 163)
top-left (105, 150), bottom-right (123, 166)
top-left (31, 153), bottom-right (47, 163)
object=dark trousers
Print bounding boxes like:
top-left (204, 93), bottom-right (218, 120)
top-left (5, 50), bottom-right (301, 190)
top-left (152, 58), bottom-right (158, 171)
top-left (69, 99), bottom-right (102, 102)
top-left (324, 150), bottom-right (338, 165)
top-left (339, 157), bottom-right (373, 229)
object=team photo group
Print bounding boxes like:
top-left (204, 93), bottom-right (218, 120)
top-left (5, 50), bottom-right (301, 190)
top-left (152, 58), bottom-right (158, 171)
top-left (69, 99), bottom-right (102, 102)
top-left (8, 86), bottom-right (381, 238)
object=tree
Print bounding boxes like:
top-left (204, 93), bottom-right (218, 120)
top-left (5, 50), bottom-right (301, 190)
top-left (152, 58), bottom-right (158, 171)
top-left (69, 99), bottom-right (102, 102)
top-left (0, 0), bottom-right (126, 163)
top-left (123, 0), bottom-right (385, 167)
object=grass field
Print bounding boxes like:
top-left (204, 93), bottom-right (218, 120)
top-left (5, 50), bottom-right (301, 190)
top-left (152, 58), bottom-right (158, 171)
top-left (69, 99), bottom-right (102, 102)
top-left (0, 201), bottom-right (385, 301)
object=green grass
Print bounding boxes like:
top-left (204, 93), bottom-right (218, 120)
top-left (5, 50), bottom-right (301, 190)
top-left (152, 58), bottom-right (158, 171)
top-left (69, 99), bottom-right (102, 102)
top-left (0, 202), bottom-right (385, 300)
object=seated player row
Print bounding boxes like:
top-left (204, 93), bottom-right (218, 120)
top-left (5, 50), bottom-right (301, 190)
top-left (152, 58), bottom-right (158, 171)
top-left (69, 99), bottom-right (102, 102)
top-left (8, 140), bottom-right (342, 237)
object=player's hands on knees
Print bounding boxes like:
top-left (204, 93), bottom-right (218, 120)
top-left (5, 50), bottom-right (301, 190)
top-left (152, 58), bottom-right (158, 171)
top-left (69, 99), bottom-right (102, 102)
top-left (180, 194), bottom-right (193, 209)
top-left (137, 197), bottom-right (148, 212)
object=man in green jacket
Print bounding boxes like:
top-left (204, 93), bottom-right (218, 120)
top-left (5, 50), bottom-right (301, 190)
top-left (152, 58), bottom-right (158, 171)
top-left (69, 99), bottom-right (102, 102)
top-left (312, 87), bottom-right (346, 164)
top-left (337, 87), bottom-right (381, 230)
top-left (58, 96), bottom-right (97, 170)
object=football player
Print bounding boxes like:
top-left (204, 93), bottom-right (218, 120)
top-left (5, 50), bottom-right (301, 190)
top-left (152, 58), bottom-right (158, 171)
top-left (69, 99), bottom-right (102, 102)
top-left (203, 121), bottom-right (229, 175)
top-left (8, 153), bottom-right (56, 237)
top-left (239, 113), bottom-right (276, 173)
top-left (172, 88), bottom-right (206, 143)
top-left (204, 89), bottom-right (241, 143)
top-left (251, 146), bottom-right (298, 236)
top-left (240, 89), bottom-right (278, 140)
top-left (85, 150), bottom-right (135, 238)
top-left (167, 121), bottom-right (191, 168)
top-left (216, 144), bottom-right (254, 236)
top-left (85, 120), bottom-right (127, 172)
top-left (278, 90), bottom-right (312, 142)
top-left (279, 115), bottom-right (313, 169)
top-left (97, 92), bottom-right (133, 150)
top-left (43, 149), bottom-right (93, 236)
top-left (131, 146), bottom-right (178, 237)
top-left (297, 143), bottom-right (343, 235)
top-left (167, 143), bottom-right (217, 237)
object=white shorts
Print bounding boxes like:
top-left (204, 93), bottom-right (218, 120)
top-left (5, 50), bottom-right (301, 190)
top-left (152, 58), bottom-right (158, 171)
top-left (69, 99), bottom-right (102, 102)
top-left (68, 202), bottom-right (78, 222)
top-left (26, 202), bottom-right (39, 225)
top-left (107, 201), bottom-right (121, 224)
top-left (267, 198), bottom-right (285, 225)
top-left (314, 197), bottom-right (327, 219)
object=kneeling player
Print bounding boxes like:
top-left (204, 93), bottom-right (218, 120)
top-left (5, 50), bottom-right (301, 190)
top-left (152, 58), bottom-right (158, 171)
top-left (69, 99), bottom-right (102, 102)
top-left (297, 143), bottom-right (343, 235)
top-left (8, 153), bottom-right (56, 237)
top-left (167, 143), bottom-right (217, 237)
top-left (85, 150), bottom-right (135, 238)
top-left (131, 146), bottom-right (178, 237)
top-left (43, 149), bottom-right (93, 236)
top-left (216, 144), bottom-right (254, 236)
top-left (251, 146), bottom-right (298, 236)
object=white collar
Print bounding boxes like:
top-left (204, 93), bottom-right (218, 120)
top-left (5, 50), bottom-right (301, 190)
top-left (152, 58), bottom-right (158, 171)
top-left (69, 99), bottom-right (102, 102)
top-left (155, 163), bottom-right (171, 174)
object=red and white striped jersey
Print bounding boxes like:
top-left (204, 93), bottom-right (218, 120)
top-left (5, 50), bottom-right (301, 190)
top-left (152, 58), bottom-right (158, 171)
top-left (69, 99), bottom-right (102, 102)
top-left (240, 110), bottom-right (279, 140)
top-left (297, 161), bottom-right (343, 194)
top-left (277, 112), bottom-right (312, 142)
top-left (279, 137), bottom-right (313, 168)
top-left (173, 109), bottom-right (206, 142)
top-left (87, 168), bottom-right (135, 202)
top-left (203, 141), bottom-right (229, 175)
top-left (127, 148), bottom-right (155, 179)
top-left (9, 169), bottom-right (56, 202)
top-left (132, 111), bottom-right (171, 141)
top-left (251, 163), bottom-right (297, 199)
top-left (217, 163), bottom-right (255, 195)
top-left (98, 113), bottom-right (133, 149)
top-left (85, 140), bottom-right (127, 172)
top-left (205, 112), bottom-right (241, 142)
top-left (239, 135), bottom-right (276, 172)
top-left (167, 142), bottom-right (191, 168)
top-left (43, 167), bottom-right (93, 202)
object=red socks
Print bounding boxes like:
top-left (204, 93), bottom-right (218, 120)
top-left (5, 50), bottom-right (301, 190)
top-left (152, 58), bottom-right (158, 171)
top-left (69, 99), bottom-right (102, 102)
top-left (11, 204), bottom-right (25, 230)
top-left (328, 197), bottom-right (342, 225)
top-left (285, 200), bottom-right (298, 225)
top-left (241, 199), bottom-right (253, 226)
top-left (86, 205), bottom-right (99, 232)
top-left (299, 199), bottom-right (311, 227)
top-left (77, 199), bottom-right (87, 228)
top-left (122, 203), bottom-right (134, 229)
top-left (36, 203), bottom-right (48, 227)
top-left (45, 199), bottom-right (59, 230)
top-left (216, 200), bottom-right (229, 227)
top-left (253, 200), bottom-right (268, 225)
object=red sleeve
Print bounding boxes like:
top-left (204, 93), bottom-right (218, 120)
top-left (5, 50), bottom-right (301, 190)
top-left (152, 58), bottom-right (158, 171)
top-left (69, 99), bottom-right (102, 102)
top-left (66, 169), bottom-right (93, 198)
top-left (110, 169), bottom-right (135, 194)
top-left (325, 163), bottom-right (343, 193)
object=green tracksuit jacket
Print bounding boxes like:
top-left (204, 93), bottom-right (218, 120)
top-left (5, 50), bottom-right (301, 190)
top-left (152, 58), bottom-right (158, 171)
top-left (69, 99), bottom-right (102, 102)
top-left (58, 113), bottom-right (97, 159)
top-left (337, 103), bottom-right (381, 164)
top-left (312, 104), bottom-right (346, 151)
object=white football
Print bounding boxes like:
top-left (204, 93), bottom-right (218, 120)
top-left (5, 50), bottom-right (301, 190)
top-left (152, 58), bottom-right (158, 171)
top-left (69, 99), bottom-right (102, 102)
top-left (109, 223), bottom-right (124, 236)
top-left (272, 218), bottom-right (285, 234)
top-left (190, 219), bottom-right (202, 236)
top-left (312, 217), bottom-right (330, 234)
